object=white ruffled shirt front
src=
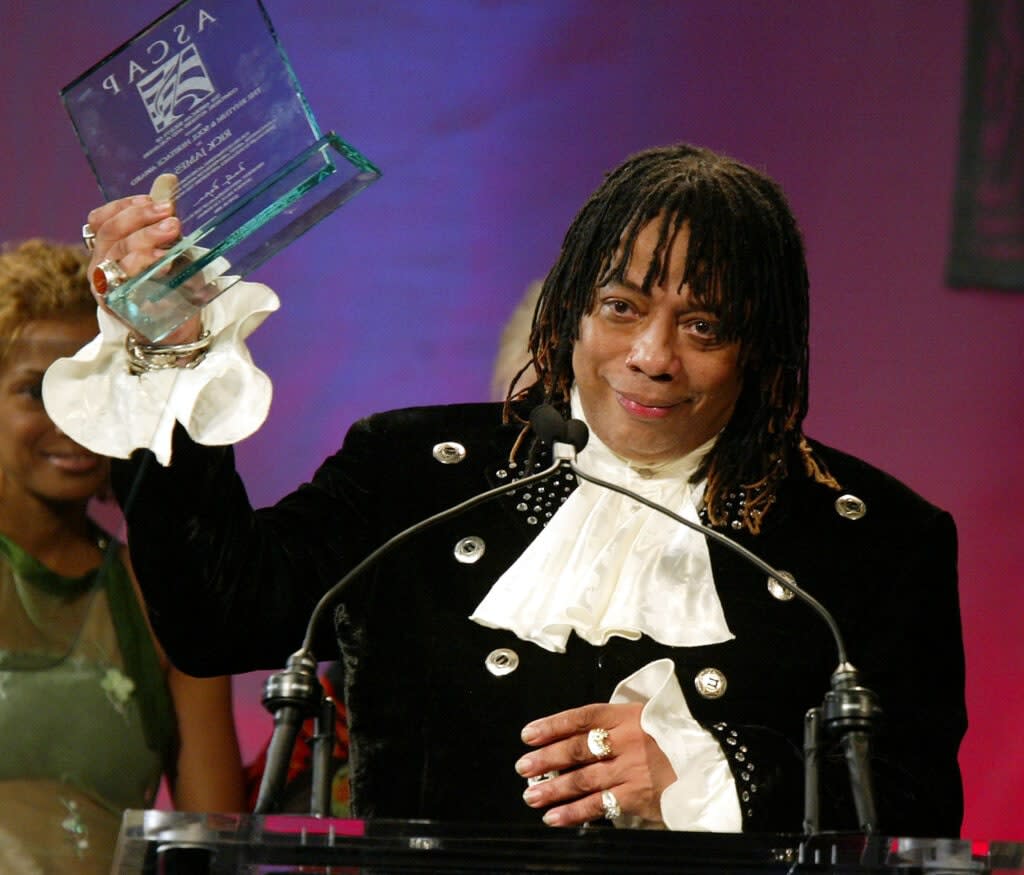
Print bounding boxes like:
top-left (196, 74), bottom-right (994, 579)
top-left (471, 390), bottom-right (734, 652)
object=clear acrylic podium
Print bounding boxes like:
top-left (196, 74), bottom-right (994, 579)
top-left (113, 810), bottom-right (1024, 874)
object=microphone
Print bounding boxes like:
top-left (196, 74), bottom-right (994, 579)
top-left (528, 403), bottom-right (568, 444)
top-left (254, 405), bottom-right (581, 813)
top-left (530, 403), bottom-right (589, 455)
top-left (537, 404), bottom-right (881, 835)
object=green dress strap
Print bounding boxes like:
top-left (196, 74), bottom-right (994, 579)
top-left (98, 539), bottom-right (177, 760)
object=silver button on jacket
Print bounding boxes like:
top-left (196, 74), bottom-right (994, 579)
top-left (834, 493), bottom-right (867, 520)
top-left (433, 441), bottom-right (467, 464)
top-left (695, 667), bottom-right (728, 699)
top-left (453, 536), bottom-right (486, 564)
top-left (485, 648), bottom-right (520, 676)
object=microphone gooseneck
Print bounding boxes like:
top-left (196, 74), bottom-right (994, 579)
top-left (568, 456), bottom-right (849, 665)
top-left (300, 435), bottom-right (572, 654)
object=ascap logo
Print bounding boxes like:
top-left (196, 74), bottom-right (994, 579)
top-left (138, 44), bottom-right (216, 133)
top-left (100, 8), bottom-right (216, 96)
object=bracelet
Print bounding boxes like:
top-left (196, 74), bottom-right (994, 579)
top-left (126, 330), bottom-right (212, 375)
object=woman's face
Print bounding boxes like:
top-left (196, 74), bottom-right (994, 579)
top-left (0, 316), bottom-right (107, 507)
top-left (571, 221), bottom-right (743, 464)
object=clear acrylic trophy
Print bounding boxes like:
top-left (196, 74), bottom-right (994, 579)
top-left (61, 0), bottom-right (381, 341)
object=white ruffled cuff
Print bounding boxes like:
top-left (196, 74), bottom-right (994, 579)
top-left (42, 281), bottom-right (279, 466)
top-left (610, 658), bottom-right (742, 831)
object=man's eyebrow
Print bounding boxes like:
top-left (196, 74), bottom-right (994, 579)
top-left (599, 276), bottom-right (646, 294)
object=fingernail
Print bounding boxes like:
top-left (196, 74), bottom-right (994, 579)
top-left (521, 723), bottom-right (539, 743)
top-left (158, 217), bottom-right (178, 231)
top-left (153, 201), bottom-right (173, 215)
top-left (542, 810), bottom-right (561, 826)
top-left (514, 756), bottom-right (532, 776)
top-left (522, 786), bottom-right (540, 805)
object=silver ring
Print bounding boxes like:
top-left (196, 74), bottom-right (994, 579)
top-left (526, 770), bottom-right (559, 786)
top-left (92, 258), bottom-right (127, 295)
top-left (587, 727), bottom-right (613, 760)
top-left (601, 789), bottom-right (621, 820)
top-left (81, 223), bottom-right (96, 251)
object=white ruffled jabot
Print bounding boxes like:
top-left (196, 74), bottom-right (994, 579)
top-left (42, 281), bottom-right (279, 466)
top-left (470, 389), bottom-right (734, 652)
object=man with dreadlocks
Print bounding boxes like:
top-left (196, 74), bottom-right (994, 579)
top-left (48, 144), bottom-right (965, 837)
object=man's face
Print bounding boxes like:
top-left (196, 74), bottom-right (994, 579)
top-left (571, 221), bottom-right (743, 465)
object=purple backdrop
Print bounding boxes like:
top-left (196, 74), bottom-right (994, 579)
top-left (5, 0), bottom-right (1022, 839)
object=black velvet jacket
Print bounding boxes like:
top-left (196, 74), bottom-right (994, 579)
top-left (112, 402), bottom-right (966, 836)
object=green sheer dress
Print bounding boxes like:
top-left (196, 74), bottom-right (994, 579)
top-left (0, 531), bottom-right (175, 874)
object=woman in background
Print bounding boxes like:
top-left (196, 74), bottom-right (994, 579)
top-left (0, 239), bottom-right (245, 874)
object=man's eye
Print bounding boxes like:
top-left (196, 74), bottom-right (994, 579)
top-left (601, 299), bottom-right (634, 317)
top-left (685, 318), bottom-right (724, 342)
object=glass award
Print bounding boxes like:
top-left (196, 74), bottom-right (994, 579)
top-left (61, 0), bottom-right (381, 341)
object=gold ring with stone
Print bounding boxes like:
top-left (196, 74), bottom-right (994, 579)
top-left (92, 258), bottom-right (127, 295)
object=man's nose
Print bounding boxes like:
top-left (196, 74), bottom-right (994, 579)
top-left (625, 321), bottom-right (679, 380)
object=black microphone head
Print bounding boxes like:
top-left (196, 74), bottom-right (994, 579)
top-left (565, 419), bottom-right (589, 452)
top-left (530, 404), bottom-right (568, 444)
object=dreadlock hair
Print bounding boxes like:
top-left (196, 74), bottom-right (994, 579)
top-left (506, 143), bottom-right (838, 534)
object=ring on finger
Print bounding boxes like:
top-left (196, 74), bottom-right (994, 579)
top-left (601, 789), bottom-right (621, 820)
top-left (587, 727), bottom-right (613, 760)
top-left (92, 258), bottom-right (127, 294)
top-left (81, 223), bottom-right (96, 251)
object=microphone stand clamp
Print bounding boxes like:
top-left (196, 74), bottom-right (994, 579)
top-left (803, 661), bottom-right (883, 837)
top-left (254, 649), bottom-right (328, 814)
